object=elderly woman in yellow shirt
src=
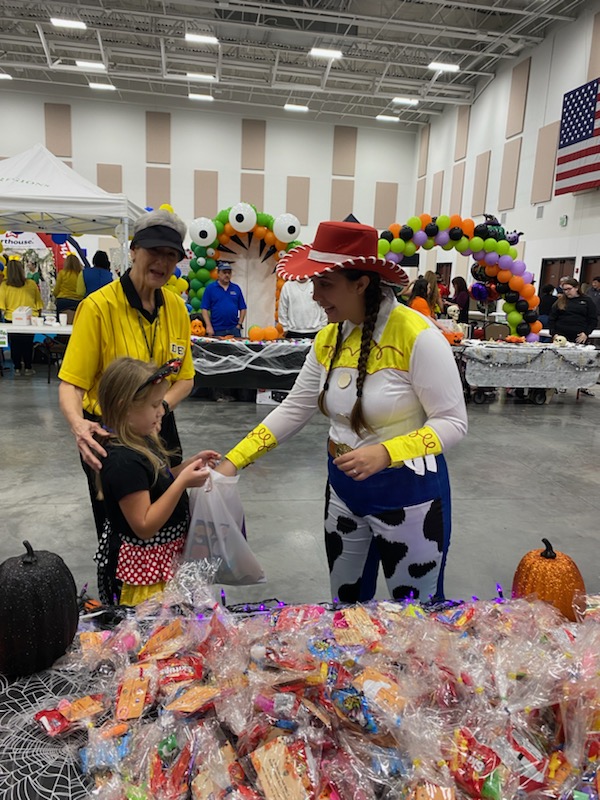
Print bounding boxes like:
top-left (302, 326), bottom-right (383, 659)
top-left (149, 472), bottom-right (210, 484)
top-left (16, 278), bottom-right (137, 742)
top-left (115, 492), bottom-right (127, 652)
top-left (0, 258), bottom-right (43, 376)
top-left (53, 253), bottom-right (85, 315)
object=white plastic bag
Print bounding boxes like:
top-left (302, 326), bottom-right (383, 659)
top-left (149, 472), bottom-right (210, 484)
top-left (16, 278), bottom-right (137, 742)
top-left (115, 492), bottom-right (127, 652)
top-left (184, 468), bottom-right (266, 585)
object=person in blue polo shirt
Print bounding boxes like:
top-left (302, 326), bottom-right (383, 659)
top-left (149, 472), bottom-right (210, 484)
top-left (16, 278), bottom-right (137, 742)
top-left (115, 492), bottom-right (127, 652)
top-left (201, 261), bottom-right (247, 337)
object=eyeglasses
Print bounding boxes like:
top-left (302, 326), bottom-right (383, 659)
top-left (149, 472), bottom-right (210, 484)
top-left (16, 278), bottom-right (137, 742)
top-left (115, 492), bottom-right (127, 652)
top-left (135, 358), bottom-right (182, 395)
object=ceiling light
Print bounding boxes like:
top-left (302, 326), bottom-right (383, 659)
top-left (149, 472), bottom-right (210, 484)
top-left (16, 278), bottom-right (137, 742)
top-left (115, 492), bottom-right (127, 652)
top-left (284, 103), bottom-right (309, 112)
top-left (428, 61), bottom-right (459, 72)
top-left (186, 72), bottom-right (217, 82)
top-left (75, 60), bottom-right (106, 70)
top-left (89, 82), bottom-right (116, 91)
top-left (51, 18), bottom-right (87, 30)
top-left (376, 114), bottom-right (399, 123)
top-left (189, 93), bottom-right (214, 101)
top-left (393, 96), bottom-right (419, 106)
top-left (185, 33), bottom-right (219, 45)
top-left (309, 47), bottom-right (343, 59)
top-left (0, 73), bottom-right (13, 80)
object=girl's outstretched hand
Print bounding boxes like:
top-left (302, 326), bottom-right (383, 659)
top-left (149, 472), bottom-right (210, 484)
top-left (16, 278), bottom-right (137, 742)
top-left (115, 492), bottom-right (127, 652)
top-left (178, 458), bottom-right (210, 488)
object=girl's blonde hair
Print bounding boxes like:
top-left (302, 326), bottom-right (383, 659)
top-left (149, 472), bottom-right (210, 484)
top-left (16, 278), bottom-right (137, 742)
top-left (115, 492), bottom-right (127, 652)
top-left (63, 254), bottom-right (82, 274)
top-left (423, 270), bottom-right (441, 315)
top-left (98, 357), bottom-right (170, 482)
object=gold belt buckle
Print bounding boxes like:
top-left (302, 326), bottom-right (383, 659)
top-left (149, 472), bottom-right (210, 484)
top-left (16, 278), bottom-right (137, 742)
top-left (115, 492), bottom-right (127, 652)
top-left (333, 441), bottom-right (353, 458)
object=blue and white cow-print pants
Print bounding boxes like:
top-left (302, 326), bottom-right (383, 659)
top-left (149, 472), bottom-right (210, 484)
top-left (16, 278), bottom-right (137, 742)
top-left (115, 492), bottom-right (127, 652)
top-left (325, 452), bottom-right (452, 604)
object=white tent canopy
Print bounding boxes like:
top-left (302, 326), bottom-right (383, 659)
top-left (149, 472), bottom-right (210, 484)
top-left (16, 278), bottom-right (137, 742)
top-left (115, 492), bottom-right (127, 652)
top-left (0, 143), bottom-right (144, 236)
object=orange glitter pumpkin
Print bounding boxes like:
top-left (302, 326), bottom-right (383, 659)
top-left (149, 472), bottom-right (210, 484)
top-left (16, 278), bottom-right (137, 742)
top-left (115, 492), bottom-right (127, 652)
top-left (512, 538), bottom-right (585, 621)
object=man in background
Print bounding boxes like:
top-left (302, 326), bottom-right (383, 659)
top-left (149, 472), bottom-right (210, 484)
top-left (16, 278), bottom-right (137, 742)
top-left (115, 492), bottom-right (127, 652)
top-left (278, 277), bottom-right (327, 339)
top-left (586, 276), bottom-right (600, 316)
top-left (201, 261), bottom-right (247, 337)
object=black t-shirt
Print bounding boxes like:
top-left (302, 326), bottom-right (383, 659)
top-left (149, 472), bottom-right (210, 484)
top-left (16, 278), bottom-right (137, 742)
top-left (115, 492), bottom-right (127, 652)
top-left (538, 295), bottom-right (557, 316)
top-left (100, 442), bottom-right (189, 541)
top-left (549, 295), bottom-right (598, 341)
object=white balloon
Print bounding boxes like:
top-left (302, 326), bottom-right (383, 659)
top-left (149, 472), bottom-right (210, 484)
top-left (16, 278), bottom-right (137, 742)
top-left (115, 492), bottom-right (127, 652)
top-left (189, 217), bottom-right (217, 246)
top-left (228, 202), bottom-right (257, 233)
top-left (273, 213), bottom-right (301, 243)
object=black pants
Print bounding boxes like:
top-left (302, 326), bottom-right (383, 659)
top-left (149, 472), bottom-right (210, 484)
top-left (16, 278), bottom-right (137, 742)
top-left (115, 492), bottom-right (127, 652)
top-left (285, 331), bottom-right (318, 339)
top-left (9, 332), bottom-right (34, 370)
top-left (55, 298), bottom-right (81, 315)
top-left (82, 408), bottom-right (183, 603)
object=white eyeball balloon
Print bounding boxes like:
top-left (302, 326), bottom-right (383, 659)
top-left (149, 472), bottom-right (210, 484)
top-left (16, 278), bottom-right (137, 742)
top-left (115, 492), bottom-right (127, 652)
top-left (189, 217), bottom-right (217, 246)
top-left (273, 213), bottom-right (301, 243)
top-left (228, 202), bottom-right (257, 233)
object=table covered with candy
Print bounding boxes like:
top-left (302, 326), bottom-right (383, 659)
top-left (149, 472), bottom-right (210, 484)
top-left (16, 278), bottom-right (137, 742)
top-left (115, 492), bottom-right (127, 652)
top-left (3, 567), bottom-right (600, 800)
top-left (457, 341), bottom-right (600, 393)
top-left (191, 337), bottom-right (312, 390)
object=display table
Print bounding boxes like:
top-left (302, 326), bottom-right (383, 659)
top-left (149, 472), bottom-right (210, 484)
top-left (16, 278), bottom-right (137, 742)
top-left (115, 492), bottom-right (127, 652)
top-left (0, 323), bottom-right (74, 381)
top-left (191, 336), bottom-right (312, 390)
top-left (456, 340), bottom-right (600, 403)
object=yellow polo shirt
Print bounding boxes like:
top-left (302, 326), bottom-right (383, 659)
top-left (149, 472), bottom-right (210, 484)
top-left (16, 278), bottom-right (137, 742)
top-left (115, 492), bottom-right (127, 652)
top-left (58, 274), bottom-right (195, 417)
top-left (0, 279), bottom-right (43, 319)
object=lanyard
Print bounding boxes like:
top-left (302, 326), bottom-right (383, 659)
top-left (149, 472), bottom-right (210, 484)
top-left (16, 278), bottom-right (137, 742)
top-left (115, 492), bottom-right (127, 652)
top-left (137, 311), bottom-right (160, 360)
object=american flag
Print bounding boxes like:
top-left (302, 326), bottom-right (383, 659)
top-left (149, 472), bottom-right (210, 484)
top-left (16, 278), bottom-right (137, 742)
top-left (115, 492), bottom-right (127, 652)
top-left (554, 78), bottom-right (600, 195)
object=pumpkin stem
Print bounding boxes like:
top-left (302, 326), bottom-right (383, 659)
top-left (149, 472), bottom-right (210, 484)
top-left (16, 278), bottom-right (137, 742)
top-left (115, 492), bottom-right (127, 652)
top-left (541, 538), bottom-right (557, 559)
top-left (22, 540), bottom-right (37, 565)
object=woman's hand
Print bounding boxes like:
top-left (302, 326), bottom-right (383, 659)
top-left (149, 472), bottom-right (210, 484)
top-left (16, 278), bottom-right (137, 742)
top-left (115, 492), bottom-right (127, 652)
top-left (576, 331), bottom-right (588, 344)
top-left (73, 418), bottom-right (110, 471)
top-left (334, 444), bottom-right (391, 481)
top-left (214, 458), bottom-right (238, 477)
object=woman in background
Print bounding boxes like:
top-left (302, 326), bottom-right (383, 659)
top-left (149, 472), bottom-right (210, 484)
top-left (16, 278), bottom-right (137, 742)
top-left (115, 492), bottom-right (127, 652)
top-left (0, 258), bottom-right (43, 376)
top-left (538, 283), bottom-right (557, 328)
top-left (446, 276), bottom-right (470, 323)
top-left (53, 254), bottom-right (84, 315)
top-left (78, 250), bottom-right (113, 297)
top-left (549, 278), bottom-right (597, 344)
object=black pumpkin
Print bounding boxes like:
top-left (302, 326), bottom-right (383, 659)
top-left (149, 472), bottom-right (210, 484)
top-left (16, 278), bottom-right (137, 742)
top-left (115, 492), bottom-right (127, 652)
top-left (0, 541), bottom-right (79, 677)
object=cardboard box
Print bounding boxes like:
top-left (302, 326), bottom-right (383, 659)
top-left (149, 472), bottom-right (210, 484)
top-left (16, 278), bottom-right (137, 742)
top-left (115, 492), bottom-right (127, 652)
top-left (256, 389), bottom-right (290, 406)
top-left (12, 306), bottom-right (32, 325)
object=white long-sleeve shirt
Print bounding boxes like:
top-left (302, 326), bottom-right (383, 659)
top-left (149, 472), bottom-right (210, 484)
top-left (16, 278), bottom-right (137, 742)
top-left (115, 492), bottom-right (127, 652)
top-left (278, 279), bottom-right (328, 334)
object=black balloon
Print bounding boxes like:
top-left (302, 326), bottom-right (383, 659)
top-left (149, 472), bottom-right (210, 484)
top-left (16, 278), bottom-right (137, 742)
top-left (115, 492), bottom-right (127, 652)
top-left (380, 230), bottom-right (394, 242)
top-left (515, 299), bottom-right (529, 313)
top-left (524, 309), bottom-right (539, 323)
top-left (449, 226), bottom-right (463, 241)
top-left (517, 322), bottom-right (531, 336)
top-left (474, 224), bottom-right (489, 239)
top-left (505, 290), bottom-right (519, 304)
top-left (496, 283), bottom-right (509, 295)
top-left (424, 223), bottom-right (438, 237)
top-left (399, 225), bottom-right (414, 241)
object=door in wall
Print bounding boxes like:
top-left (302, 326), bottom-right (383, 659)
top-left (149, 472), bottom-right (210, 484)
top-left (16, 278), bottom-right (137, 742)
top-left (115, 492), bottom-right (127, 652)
top-left (580, 256), bottom-right (600, 288)
top-left (540, 258), bottom-right (575, 287)
top-left (436, 263), bottom-right (452, 285)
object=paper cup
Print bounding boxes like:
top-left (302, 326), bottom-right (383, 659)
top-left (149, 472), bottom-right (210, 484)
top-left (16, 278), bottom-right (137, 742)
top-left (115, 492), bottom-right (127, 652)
top-left (59, 313), bottom-right (68, 326)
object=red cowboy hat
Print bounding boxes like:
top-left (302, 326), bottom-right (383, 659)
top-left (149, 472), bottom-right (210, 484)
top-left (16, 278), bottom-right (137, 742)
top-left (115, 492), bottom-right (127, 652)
top-left (276, 220), bottom-right (409, 285)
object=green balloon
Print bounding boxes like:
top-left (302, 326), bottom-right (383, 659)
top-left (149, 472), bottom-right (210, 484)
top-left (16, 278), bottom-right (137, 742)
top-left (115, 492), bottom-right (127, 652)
top-left (197, 268), bottom-right (211, 283)
top-left (190, 278), bottom-right (202, 292)
top-left (496, 240), bottom-right (510, 255)
top-left (214, 220), bottom-right (224, 235)
top-left (190, 296), bottom-right (201, 310)
top-left (390, 238), bottom-right (405, 253)
top-left (455, 236), bottom-right (470, 253)
top-left (190, 243), bottom-right (200, 257)
top-left (404, 241), bottom-right (417, 257)
top-left (205, 258), bottom-right (216, 270)
top-left (442, 241), bottom-right (455, 251)
top-left (188, 288), bottom-right (196, 299)
top-left (508, 246), bottom-right (518, 260)
top-left (484, 238), bottom-right (498, 253)
top-left (378, 239), bottom-right (390, 255)
top-left (502, 302), bottom-right (515, 314)
top-left (406, 215), bottom-right (422, 231)
top-left (421, 237), bottom-right (435, 250)
top-left (217, 208), bottom-right (230, 224)
top-left (507, 310), bottom-right (523, 327)
top-left (436, 214), bottom-right (451, 230)
top-left (197, 287), bottom-right (205, 300)
top-left (469, 236), bottom-right (484, 252)
top-left (189, 259), bottom-right (198, 270)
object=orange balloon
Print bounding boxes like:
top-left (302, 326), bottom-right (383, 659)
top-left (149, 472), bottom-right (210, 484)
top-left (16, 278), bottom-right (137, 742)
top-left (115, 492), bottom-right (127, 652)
top-left (264, 231), bottom-right (276, 246)
top-left (262, 325), bottom-right (279, 341)
top-left (528, 294), bottom-right (540, 309)
top-left (530, 320), bottom-right (543, 333)
top-left (461, 218), bottom-right (475, 238)
top-left (276, 322), bottom-right (284, 335)
top-left (248, 326), bottom-right (264, 341)
top-left (218, 234), bottom-right (230, 245)
top-left (509, 275), bottom-right (525, 293)
top-left (449, 214), bottom-right (463, 229)
top-left (210, 268), bottom-right (218, 280)
top-left (254, 226), bottom-right (267, 240)
top-left (485, 265), bottom-right (499, 277)
top-left (276, 277), bottom-right (285, 289)
top-left (419, 213), bottom-right (432, 228)
top-left (213, 250), bottom-right (220, 260)
top-left (497, 269), bottom-right (512, 284)
top-left (388, 223), bottom-right (401, 238)
top-left (521, 283), bottom-right (535, 299)
top-left (274, 239), bottom-right (287, 252)
top-left (224, 222), bottom-right (234, 236)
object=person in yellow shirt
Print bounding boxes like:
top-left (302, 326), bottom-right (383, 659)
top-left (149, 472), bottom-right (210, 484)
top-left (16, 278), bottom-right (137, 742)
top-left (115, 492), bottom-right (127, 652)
top-left (0, 258), bottom-right (43, 376)
top-left (53, 253), bottom-right (85, 315)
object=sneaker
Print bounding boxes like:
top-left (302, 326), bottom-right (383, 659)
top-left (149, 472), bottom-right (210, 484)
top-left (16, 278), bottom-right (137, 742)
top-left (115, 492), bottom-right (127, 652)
top-left (24, 369), bottom-right (36, 377)
top-left (580, 388), bottom-right (595, 397)
top-left (13, 368), bottom-right (21, 377)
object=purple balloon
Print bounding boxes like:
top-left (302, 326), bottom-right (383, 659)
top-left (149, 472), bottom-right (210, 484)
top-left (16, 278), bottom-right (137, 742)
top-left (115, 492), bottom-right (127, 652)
top-left (472, 250), bottom-right (485, 261)
top-left (484, 251), bottom-right (499, 265)
top-left (470, 282), bottom-right (489, 301)
top-left (522, 271), bottom-right (534, 284)
top-left (413, 230), bottom-right (428, 246)
top-left (461, 248), bottom-right (473, 257)
top-left (498, 255), bottom-right (514, 270)
top-left (526, 333), bottom-right (540, 342)
top-left (512, 259), bottom-right (526, 276)
top-left (435, 231), bottom-right (450, 246)
top-left (385, 251), bottom-right (400, 263)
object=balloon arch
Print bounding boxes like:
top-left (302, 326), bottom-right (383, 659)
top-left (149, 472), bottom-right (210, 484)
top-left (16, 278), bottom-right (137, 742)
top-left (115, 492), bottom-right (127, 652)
top-left (378, 213), bottom-right (541, 340)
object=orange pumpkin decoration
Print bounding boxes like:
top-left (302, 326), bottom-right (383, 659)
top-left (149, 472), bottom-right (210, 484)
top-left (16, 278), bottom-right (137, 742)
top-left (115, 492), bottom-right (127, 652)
top-left (512, 538), bottom-right (585, 621)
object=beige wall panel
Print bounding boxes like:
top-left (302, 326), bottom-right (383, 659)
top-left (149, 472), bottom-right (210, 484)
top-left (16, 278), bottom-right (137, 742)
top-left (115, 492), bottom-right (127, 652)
top-left (471, 151), bottom-right (491, 216)
top-left (506, 58), bottom-right (530, 138)
top-left (373, 182), bottom-right (398, 230)
top-left (146, 111), bottom-right (171, 164)
top-left (332, 126), bottom-right (357, 177)
top-left (588, 12), bottom-right (600, 81)
top-left (194, 170), bottom-right (219, 218)
top-left (454, 106), bottom-right (470, 161)
top-left (449, 161), bottom-right (465, 212)
top-left (530, 121), bottom-right (560, 204)
top-left (425, 250), bottom-right (439, 272)
top-left (418, 124), bottom-right (430, 178)
top-left (241, 172), bottom-right (264, 210)
top-left (498, 137), bottom-right (522, 211)
top-left (241, 119), bottom-right (266, 170)
top-left (146, 167), bottom-right (170, 209)
top-left (430, 170), bottom-right (444, 216)
top-left (97, 163), bottom-right (122, 194)
top-left (330, 178), bottom-right (355, 220)
top-left (286, 176), bottom-right (310, 225)
top-left (415, 177), bottom-right (426, 215)
top-left (44, 103), bottom-right (72, 158)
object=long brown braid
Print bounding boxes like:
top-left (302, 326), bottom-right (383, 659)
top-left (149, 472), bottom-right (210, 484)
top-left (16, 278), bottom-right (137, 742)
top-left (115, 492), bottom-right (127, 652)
top-left (317, 271), bottom-right (383, 435)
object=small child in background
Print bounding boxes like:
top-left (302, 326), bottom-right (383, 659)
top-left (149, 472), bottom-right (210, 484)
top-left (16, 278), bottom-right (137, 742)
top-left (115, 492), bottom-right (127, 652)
top-left (96, 356), bottom-right (220, 606)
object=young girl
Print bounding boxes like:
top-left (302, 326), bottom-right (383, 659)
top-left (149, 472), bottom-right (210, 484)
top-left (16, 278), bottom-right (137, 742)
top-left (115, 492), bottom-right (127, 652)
top-left (95, 356), bottom-right (220, 606)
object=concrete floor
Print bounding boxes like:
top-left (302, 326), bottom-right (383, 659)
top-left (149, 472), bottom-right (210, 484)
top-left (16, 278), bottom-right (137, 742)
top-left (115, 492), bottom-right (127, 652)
top-left (0, 365), bottom-right (598, 606)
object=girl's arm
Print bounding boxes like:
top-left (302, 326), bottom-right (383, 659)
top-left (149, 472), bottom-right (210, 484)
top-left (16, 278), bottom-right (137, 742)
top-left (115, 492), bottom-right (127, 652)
top-left (119, 458), bottom-right (209, 540)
